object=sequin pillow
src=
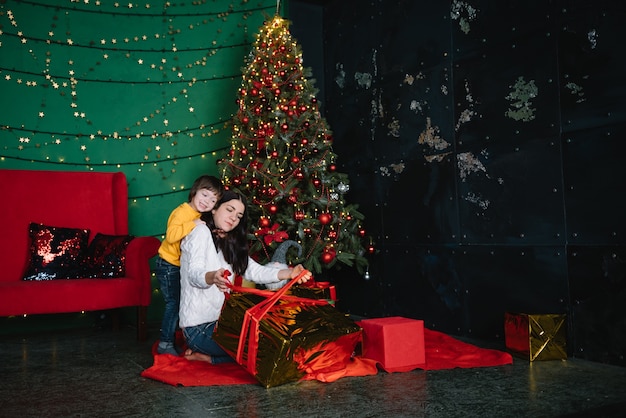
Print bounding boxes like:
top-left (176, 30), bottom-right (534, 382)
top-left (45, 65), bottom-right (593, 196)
top-left (22, 223), bottom-right (91, 281)
top-left (82, 233), bottom-right (134, 278)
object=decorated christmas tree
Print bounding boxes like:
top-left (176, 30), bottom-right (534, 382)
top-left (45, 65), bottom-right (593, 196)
top-left (219, 15), bottom-right (371, 276)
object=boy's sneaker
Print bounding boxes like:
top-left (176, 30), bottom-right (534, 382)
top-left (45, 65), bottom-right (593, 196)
top-left (157, 342), bottom-right (180, 356)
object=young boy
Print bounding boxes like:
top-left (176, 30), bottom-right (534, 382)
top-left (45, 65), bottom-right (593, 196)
top-left (154, 175), bottom-right (223, 355)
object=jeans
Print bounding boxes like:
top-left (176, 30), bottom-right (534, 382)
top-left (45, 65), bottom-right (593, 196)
top-left (182, 321), bottom-right (234, 364)
top-left (155, 257), bottom-right (181, 344)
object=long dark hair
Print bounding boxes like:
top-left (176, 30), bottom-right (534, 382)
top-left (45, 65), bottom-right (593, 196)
top-left (201, 190), bottom-right (249, 276)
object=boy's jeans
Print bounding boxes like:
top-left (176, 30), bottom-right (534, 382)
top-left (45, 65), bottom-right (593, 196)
top-left (155, 257), bottom-right (180, 344)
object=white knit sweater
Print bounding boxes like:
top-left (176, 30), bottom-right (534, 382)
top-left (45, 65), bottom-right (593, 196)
top-left (178, 225), bottom-right (283, 328)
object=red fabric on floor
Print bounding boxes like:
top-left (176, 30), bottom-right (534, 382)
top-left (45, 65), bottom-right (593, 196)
top-left (140, 352), bottom-right (259, 386)
top-left (420, 328), bottom-right (513, 371)
top-left (141, 328), bottom-right (512, 387)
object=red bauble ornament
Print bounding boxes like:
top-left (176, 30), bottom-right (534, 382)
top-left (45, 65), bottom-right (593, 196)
top-left (281, 123), bottom-right (289, 131)
top-left (321, 247), bottom-right (336, 264)
top-left (359, 228), bottom-right (366, 237)
top-left (329, 164), bottom-right (336, 172)
top-left (294, 169), bottom-right (304, 180)
top-left (242, 117), bottom-right (249, 124)
top-left (318, 213), bottom-right (332, 225)
top-left (269, 205), bottom-right (278, 214)
top-left (291, 156), bottom-right (300, 164)
top-left (271, 151), bottom-right (279, 159)
top-left (259, 217), bottom-right (270, 228)
top-left (312, 178), bottom-right (321, 188)
top-left (241, 148), bottom-right (248, 156)
top-left (367, 244), bottom-right (376, 255)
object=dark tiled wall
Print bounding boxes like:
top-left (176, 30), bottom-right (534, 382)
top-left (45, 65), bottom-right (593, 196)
top-left (290, 0), bottom-right (626, 366)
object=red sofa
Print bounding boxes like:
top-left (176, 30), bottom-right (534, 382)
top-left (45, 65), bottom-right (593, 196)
top-left (0, 169), bottom-right (160, 340)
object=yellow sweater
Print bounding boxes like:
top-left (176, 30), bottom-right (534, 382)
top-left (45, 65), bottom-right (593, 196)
top-left (158, 202), bottom-right (201, 266)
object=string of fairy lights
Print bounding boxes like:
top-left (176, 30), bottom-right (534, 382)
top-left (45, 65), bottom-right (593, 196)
top-left (0, 0), bottom-right (277, 227)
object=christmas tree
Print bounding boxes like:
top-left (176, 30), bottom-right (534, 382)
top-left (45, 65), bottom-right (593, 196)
top-left (219, 15), bottom-right (371, 276)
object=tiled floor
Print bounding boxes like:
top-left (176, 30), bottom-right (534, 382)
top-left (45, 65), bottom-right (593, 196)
top-left (1, 322), bottom-right (625, 418)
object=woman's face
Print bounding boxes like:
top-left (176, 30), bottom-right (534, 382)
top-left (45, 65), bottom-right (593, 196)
top-left (212, 198), bottom-right (245, 232)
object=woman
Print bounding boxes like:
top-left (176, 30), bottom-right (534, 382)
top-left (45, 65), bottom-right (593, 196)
top-left (179, 190), bottom-right (312, 363)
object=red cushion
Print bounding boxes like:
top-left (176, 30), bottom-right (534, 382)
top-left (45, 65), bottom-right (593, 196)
top-left (0, 278), bottom-right (144, 315)
top-left (82, 233), bottom-right (134, 278)
top-left (22, 223), bottom-right (91, 281)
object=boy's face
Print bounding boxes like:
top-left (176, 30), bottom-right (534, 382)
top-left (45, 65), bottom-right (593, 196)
top-left (190, 188), bottom-right (219, 212)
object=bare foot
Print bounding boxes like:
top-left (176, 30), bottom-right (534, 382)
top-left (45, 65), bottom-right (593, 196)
top-left (184, 348), bottom-right (212, 363)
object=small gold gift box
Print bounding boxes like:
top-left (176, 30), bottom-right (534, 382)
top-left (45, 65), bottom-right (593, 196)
top-left (504, 312), bottom-right (567, 361)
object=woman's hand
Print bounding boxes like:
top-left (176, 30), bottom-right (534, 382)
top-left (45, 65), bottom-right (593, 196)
top-left (290, 264), bottom-right (312, 284)
top-left (205, 268), bottom-right (231, 292)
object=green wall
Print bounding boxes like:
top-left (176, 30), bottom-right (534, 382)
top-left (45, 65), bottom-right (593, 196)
top-left (0, 0), bottom-right (276, 239)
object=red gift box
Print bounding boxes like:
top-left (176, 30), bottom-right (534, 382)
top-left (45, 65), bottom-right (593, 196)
top-left (358, 316), bottom-right (426, 372)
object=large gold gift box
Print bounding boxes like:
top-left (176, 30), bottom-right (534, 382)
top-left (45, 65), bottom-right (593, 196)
top-left (213, 287), bottom-right (361, 388)
top-left (504, 312), bottom-right (567, 361)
